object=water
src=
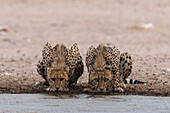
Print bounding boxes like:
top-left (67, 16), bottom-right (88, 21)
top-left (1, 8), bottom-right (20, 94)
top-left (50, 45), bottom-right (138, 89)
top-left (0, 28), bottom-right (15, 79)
top-left (0, 94), bottom-right (169, 113)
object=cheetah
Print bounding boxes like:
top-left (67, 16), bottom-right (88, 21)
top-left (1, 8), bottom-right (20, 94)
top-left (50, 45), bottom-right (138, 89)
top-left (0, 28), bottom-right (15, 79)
top-left (85, 44), bottom-right (146, 93)
top-left (86, 44), bottom-right (122, 92)
top-left (37, 43), bottom-right (84, 92)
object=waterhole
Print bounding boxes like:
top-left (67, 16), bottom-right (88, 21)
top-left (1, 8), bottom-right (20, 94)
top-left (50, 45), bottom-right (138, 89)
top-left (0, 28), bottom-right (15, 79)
top-left (0, 94), bottom-right (169, 113)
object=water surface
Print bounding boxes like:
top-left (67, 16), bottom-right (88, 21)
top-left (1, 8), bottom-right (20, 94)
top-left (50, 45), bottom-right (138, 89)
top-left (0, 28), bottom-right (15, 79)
top-left (0, 94), bottom-right (169, 113)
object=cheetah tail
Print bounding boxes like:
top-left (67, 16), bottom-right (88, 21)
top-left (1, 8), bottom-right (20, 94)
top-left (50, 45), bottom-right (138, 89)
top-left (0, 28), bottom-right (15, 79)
top-left (124, 78), bottom-right (147, 85)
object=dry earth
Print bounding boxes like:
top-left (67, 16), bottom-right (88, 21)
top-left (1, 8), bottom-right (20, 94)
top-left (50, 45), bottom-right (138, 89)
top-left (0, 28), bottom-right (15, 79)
top-left (0, 0), bottom-right (170, 96)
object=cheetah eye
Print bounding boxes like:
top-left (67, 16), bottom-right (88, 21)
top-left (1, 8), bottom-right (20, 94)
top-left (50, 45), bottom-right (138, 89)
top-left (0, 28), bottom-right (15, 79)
top-left (50, 78), bottom-right (55, 81)
top-left (104, 78), bottom-right (109, 82)
top-left (93, 78), bottom-right (99, 82)
top-left (60, 78), bottom-right (65, 81)
top-left (105, 65), bottom-right (111, 70)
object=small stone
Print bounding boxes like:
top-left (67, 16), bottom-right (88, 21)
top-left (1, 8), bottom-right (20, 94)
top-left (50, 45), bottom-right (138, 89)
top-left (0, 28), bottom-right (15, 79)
top-left (23, 78), bottom-right (27, 81)
top-left (163, 81), bottom-right (168, 84)
top-left (10, 59), bottom-right (15, 62)
top-left (0, 26), bottom-right (8, 35)
top-left (35, 82), bottom-right (40, 85)
top-left (153, 73), bottom-right (157, 76)
top-left (161, 68), bottom-right (166, 75)
top-left (17, 50), bottom-right (20, 53)
top-left (0, 26), bottom-right (8, 32)
top-left (4, 72), bottom-right (10, 76)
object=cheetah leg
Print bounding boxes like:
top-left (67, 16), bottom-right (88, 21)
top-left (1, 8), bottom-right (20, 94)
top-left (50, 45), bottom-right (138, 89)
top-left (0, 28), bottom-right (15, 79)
top-left (83, 84), bottom-right (93, 92)
top-left (120, 53), bottom-right (132, 88)
top-left (119, 71), bottom-right (125, 89)
top-left (112, 72), bottom-right (124, 93)
top-left (124, 56), bottom-right (132, 80)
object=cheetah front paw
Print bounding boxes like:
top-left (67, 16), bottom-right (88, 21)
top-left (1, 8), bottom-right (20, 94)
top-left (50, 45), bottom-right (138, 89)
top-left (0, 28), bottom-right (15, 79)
top-left (63, 88), bottom-right (69, 92)
top-left (46, 86), bottom-right (55, 91)
top-left (83, 88), bottom-right (93, 92)
top-left (114, 87), bottom-right (124, 93)
top-left (120, 82), bottom-right (126, 89)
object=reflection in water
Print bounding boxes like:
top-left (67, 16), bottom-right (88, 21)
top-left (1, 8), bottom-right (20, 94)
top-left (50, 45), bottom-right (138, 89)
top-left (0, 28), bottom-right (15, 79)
top-left (0, 94), bottom-right (170, 113)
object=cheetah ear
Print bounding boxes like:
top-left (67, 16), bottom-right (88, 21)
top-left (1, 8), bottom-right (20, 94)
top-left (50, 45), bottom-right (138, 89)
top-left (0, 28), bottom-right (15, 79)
top-left (64, 65), bottom-right (69, 74)
top-left (47, 68), bottom-right (51, 72)
top-left (94, 62), bottom-right (97, 69)
top-left (88, 65), bottom-right (94, 73)
top-left (62, 73), bottom-right (69, 81)
top-left (47, 68), bottom-right (52, 79)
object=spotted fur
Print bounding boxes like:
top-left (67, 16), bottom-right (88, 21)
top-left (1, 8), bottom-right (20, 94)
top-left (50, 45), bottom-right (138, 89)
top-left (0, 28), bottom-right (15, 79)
top-left (37, 43), bottom-right (84, 92)
top-left (86, 44), bottom-right (122, 92)
top-left (86, 44), bottom-right (146, 93)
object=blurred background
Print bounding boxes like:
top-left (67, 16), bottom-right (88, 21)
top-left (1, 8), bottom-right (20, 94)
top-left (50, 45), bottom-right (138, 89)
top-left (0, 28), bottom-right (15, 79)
top-left (0, 0), bottom-right (170, 58)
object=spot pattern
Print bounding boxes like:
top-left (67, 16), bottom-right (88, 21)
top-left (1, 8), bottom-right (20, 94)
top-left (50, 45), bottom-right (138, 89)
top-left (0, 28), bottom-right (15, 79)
top-left (85, 44), bottom-right (133, 92)
top-left (37, 43), bottom-right (84, 91)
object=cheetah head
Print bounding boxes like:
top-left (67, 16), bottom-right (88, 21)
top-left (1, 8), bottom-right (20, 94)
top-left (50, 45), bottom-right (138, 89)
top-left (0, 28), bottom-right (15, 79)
top-left (47, 66), bottom-right (69, 92)
top-left (89, 66), bottom-right (112, 93)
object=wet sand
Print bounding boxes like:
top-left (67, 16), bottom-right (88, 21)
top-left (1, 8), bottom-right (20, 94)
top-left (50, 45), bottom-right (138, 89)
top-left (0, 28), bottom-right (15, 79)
top-left (0, 0), bottom-right (170, 96)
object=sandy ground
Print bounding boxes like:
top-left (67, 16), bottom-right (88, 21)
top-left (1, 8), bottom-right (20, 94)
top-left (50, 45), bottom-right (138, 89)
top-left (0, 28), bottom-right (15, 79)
top-left (0, 0), bottom-right (170, 96)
